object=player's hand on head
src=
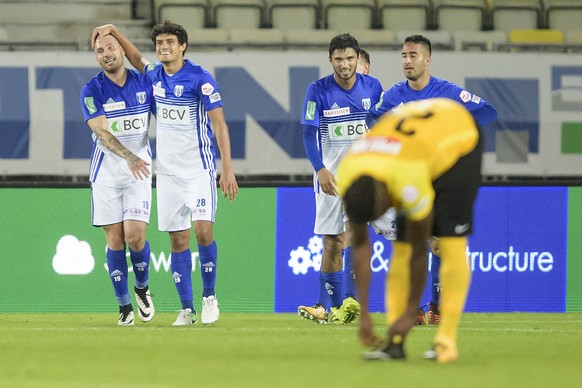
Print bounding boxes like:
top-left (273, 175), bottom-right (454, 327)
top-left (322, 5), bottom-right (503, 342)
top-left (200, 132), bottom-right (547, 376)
top-left (91, 24), bottom-right (116, 49)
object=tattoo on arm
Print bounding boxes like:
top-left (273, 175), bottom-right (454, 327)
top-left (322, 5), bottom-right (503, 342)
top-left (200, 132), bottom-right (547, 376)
top-left (95, 126), bottom-right (134, 161)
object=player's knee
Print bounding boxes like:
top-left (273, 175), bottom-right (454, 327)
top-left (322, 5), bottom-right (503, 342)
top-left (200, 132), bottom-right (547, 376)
top-left (125, 233), bottom-right (146, 251)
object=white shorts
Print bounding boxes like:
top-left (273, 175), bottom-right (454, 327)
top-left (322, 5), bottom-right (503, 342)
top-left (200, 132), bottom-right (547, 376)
top-left (156, 171), bottom-right (217, 232)
top-left (314, 192), bottom-right (346, 235)
top-left (370, 207), bottom-right (397, 241)
top-left (91, 181), bottom-right (151, 226)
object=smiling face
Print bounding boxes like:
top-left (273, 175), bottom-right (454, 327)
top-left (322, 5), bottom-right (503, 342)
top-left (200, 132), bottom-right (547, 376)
top-left (94, 34), bottom-right (125, 74)
top-left (330, 48), bottom-right (359, 84)
top-left (154, 32), bottom-right (186, 65)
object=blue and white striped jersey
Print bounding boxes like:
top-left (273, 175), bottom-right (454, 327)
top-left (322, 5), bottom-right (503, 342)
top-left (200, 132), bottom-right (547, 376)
top-left (301, 73), bottom-right (383, 190)
top-left (145, 60), bottom-right (223, 176)
top-left (81, 69), bottom-right (153, 187)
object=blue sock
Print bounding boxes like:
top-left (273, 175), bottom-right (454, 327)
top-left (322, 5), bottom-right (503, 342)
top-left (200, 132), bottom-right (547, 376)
top-left (129, 241), bottom-right (150, 289)
top-left (107, 248), bottom-right (130, 306)
top-left (431, 253), bottom-right (441, 305)
top-left (317, 272), bottom-right (330, 310)
top-left (198, 241), bottom-right (217, 297)
top-left (322, 271), bottom-right (343, 308)
top-left (342, 247), bottom-right (357, 299)
top-left (171, 249), bottom-right (194, 311)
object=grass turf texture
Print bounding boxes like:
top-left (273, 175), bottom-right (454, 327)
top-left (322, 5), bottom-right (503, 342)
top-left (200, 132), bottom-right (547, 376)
top-left (1, 313), bottom-right (581, 387)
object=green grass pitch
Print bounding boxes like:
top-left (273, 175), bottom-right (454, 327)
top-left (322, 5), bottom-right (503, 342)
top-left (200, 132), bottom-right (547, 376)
top-left (1, 312), bottom-right (581, 387)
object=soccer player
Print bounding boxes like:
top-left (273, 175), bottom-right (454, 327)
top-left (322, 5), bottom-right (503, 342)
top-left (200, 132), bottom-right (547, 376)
top-left (298, 33), bottom-right (383, 324)
top-left (338, 98), bottom-right (482, 363)
top-left (81, 33), bottom-right (155, 326)
top-left (356, 48), bottom-right (371, 75)
top-left (92, 22), bottom-right (239, 326)
top-left (366, 34), bottom-right (497, 325)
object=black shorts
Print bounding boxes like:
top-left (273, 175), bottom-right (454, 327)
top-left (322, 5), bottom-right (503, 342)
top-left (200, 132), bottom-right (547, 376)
top-left (431, 129), bottom-right (483, 237)
top-left (395, 129), bottom-right (483, 240)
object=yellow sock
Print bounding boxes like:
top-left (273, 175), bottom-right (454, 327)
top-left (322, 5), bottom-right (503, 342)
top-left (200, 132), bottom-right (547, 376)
top-left (386, 241), bottom-right (412, 325)
top-left (436, 237), bottom-right (471, 343)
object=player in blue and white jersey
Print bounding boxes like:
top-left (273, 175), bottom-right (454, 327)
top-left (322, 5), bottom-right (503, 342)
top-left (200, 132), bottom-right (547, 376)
top-left (81, 33), bottom-right (155, 326)
top-left (298, 33), bottom-right (384, 325)
top-left (366, 34), bottom-right (498, 326)
top-left (92, 22), bottom-right (238, 326)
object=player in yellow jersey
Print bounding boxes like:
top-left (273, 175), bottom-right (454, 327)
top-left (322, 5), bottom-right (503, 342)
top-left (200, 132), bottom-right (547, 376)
top-left (337, 98), bottom-right (482, 363)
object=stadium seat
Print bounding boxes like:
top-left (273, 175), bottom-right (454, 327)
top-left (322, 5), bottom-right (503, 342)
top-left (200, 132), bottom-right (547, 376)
top-left (349, 29), bottom-right (398, 49)
top-left (545, 0), bottom-right (582, 35)
top-left (509, 29), bottom-right (564, 43)
top-left (322, 0), bottom-right (377, 30)
top-left (155, 0), bottom-right (210, 28)
top-left (433, 0), bottom-right (488, 32)
top-left (285, 28), bottom-right (339, 49)
top-left (452, 30), bottom-right (507, 50)
top-left (497, 28), bottom-right (565, 51)
top-left (397, 30), bottom-right (454, 51)
top-left (377, 0), bottom-right (432, 31)
top-left (0, 0), bottom-right (132, 23)
top-left (211, 0), bottom-right (267, 30)
top-left (489, 0), bottom-right (544, 33)
top-left (229, 28), bottom-right (285, 48)
top-left (188, 28), bottom-right (230, 49)
top-left (565, 30), bottom-right (582, 45)
top-left (565, 30), bottom-right (582, 53)
top-left (266, 0), bottom-right (321, 31)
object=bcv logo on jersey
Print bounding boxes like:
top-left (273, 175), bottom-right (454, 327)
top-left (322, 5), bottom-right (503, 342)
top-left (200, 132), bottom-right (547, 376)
top-left (157, 102), bottom-right (190, 125)
top-left (108, 112), bottom-right (149, 133)
top-left (329, 119), bottom-right (367, 140)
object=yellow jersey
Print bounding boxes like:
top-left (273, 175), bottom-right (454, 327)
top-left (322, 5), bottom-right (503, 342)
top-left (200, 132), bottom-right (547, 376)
top-left (337, 98), bottom-right (479, 221)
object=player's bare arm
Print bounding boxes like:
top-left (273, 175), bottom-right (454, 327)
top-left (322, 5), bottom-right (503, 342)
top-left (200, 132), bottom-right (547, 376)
top-left (87, 116), bottom-right (150, 180)
top-left (388, 213), bottom-right (433, 339)
top-left (350, 220), bottom-right (381, 347)
top-left (92, 24), bottom-right (149, 73)
top-left (208, 107), bottom-right (238, 201)
top-left (317, 168), bottom-right (338, 196)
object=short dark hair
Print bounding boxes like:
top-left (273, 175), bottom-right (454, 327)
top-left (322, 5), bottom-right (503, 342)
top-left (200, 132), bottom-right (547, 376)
top-left (404, 34), bottom-right (432, 55)
top-left (329, 33), bottom-right (360, 57)
top-left (344, 176), bottom-right (376, 224)
top-left (151, 20), bottom-right (189, 54)
top-left (359, 48), bottom-right (370, 65)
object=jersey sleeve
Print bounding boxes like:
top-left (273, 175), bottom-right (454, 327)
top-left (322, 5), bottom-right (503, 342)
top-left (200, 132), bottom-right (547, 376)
top-left (195, 71), bottom-right (224, 111)
top-left (300, 82), bottom-right (320, 128)
top-left (80, 81), bottom-right (104, 122)
top-left (446, 82), bottom-right (498, 126)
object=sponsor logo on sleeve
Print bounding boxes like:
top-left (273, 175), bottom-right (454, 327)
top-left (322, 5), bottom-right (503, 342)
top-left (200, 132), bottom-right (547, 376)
top-left (471, 95), bottom-right (482, 104)
top-left (84, 97), bottom-right (97, 114)
top-left (460, 90), bottom-right (472, 103)
top-left (201, 82), bottom-right (214, 96)
top-left (305, 101), bottom-right (316, 121)
top-left (209, 92), bottom-right (221, 103)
